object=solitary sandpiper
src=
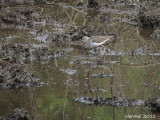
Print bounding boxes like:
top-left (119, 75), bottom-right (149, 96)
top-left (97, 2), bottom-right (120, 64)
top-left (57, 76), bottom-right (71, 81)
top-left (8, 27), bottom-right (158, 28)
top-left (82, 35), bottom-right (115, 53)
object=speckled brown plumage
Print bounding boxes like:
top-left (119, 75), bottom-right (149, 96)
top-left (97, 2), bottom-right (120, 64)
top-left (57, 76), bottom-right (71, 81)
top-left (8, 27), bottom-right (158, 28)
top-left (89, 35), bottom-right (114, 43)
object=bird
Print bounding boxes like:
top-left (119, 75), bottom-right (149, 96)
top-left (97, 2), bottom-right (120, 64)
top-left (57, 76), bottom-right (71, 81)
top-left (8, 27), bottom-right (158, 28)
top-left (82, 35), bottom-right (115, 54)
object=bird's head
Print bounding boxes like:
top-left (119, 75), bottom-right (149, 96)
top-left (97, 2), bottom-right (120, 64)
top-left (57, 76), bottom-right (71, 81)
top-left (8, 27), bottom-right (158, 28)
top-left (108, 33), bottom-right (116, 38)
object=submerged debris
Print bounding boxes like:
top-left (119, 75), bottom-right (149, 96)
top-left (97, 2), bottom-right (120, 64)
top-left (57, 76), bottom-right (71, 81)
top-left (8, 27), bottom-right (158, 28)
top-left (31, 45), bottom-right (65, 60)
top-left (88, 0), bottom-right (99, 8)
top-left (0, 108), bottom-right (31, 120)
top-left (145, 97), bottom-right (160, 112)
top-left (76, 96), bottom-right (160, 112)
top-left (90, 73), bottom-right (114, 78)
top-left (75, 97), bottom-right (144, 106)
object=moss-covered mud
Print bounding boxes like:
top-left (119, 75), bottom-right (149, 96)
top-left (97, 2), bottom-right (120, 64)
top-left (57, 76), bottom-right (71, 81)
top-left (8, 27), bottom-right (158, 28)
top-left (0, 0), bottom-right (160, 120)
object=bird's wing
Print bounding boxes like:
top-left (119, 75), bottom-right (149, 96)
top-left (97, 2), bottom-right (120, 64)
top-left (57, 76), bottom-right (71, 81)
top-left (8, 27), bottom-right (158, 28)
top-left (90, 36), bottom-right (113, 43)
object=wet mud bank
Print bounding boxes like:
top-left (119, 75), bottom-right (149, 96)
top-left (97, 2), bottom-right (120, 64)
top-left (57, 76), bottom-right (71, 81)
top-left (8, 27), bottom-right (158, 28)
top-left (0, 5), bottom-right (44, 28)
top-left (0, 39), bottom-right (39, 89)
top-left (0, 0), bottom-right (52, 5)
top-left (75, 97), bottom-right (144, 106)
top-left (137, 0), bottom-right (160, 28)
top-left (75, 96), bottom-right (160, 112)
top-left (76, 0), bottom-right (160, 39)
top-left (0, 4), bottom-right (65, 89)
top-left (0, 38), bottom-right (64, 89)
top-left (0, 108), bottom-right (31, 120)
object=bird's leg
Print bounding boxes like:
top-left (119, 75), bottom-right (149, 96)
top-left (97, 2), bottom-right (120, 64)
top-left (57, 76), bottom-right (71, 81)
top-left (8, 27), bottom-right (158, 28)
top-left (96, 47), bottom-right (99, 55)
top-left (94, 47), bottom-right (99, 55)
top-left (101, 45), bottom-right (106, 55)
top-left (94, 47), bottom-right (97, 54)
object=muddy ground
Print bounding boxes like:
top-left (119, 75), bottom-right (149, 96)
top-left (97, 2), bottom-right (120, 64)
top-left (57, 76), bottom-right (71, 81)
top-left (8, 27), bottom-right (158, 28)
top-left (0, 37), bottom-right (66, 89)
top-left (0, 39), bottom-right (39, 89)
top-left (0, 108), bottom-right (31, 120)
top-left (0, 3), bottom-right (65, 89)
top-left (76, 0), bottom-right (160, 38)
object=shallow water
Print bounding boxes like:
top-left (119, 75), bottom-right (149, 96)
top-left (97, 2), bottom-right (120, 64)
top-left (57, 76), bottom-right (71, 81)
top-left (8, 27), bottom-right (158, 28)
top-left (0, 0), bottom-right (160, 120)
